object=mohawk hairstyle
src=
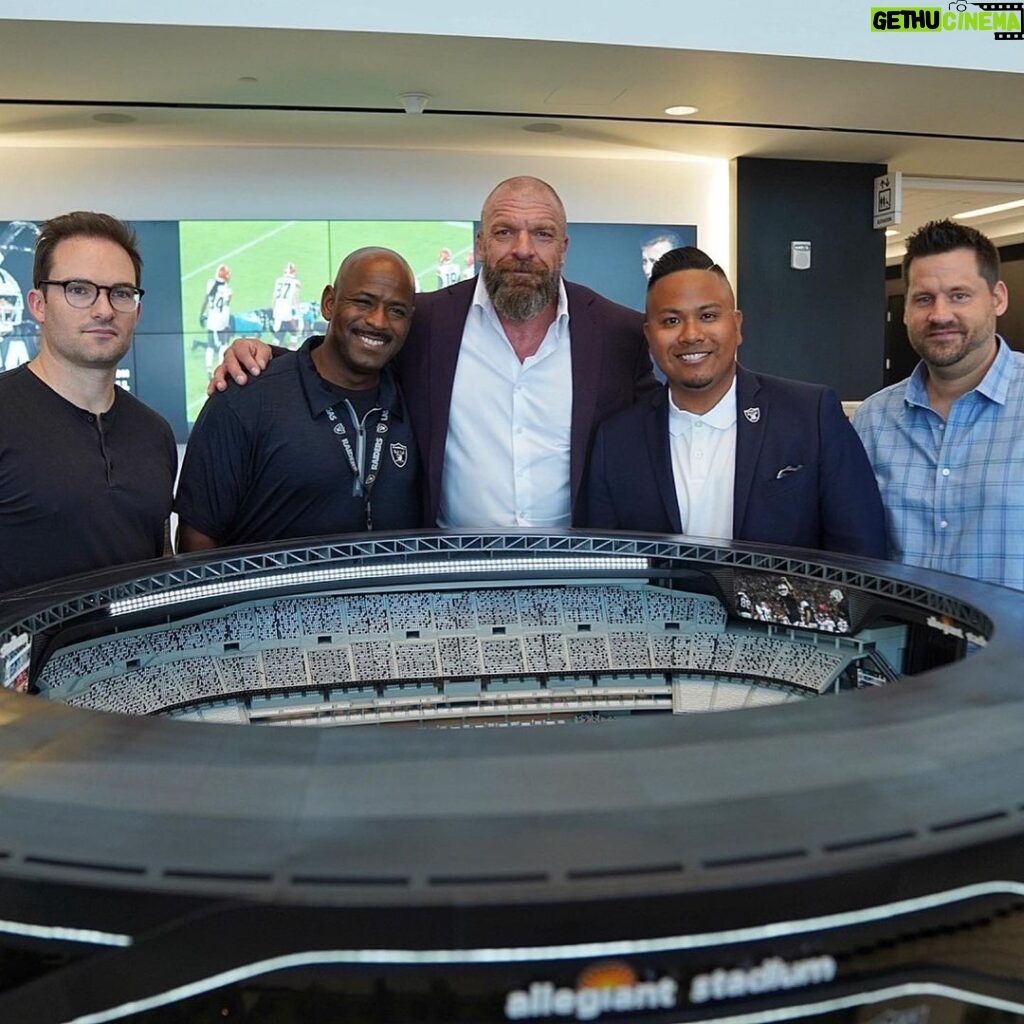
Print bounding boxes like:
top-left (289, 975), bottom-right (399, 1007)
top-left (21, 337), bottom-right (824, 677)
top-left (648, 246), bottom-right (727, 290)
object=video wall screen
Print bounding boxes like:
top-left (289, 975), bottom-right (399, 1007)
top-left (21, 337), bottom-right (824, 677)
top-left (0, 219), bottom-right (695, 442)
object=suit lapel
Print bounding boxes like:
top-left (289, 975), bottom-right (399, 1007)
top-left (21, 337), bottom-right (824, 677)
top-left (732, 366), bottom-right (765, 538)
top-left (647, 390), bottom-right (683, 533)
top-left (567, 283), bottom-right (604, 508)
top-left (427, 282), bottom-right (476, 509)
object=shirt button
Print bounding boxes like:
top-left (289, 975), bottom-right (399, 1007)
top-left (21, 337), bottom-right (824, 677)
top-left (939, 520), bottom-right (948, 529)
top-left (941, 468), bottom-right (950, 477)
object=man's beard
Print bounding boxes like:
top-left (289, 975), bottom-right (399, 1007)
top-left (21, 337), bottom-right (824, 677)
top-left (908, 319), bottom-right (994, 369)
top-left (483, 259), bottom-right (560, 323)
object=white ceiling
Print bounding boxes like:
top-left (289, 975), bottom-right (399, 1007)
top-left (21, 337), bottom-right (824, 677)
top-left (2, 20), bottom-right (1023, 254)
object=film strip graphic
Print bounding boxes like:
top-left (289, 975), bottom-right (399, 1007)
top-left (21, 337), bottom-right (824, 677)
top-left (973, 1), bottom-right (1024, 38)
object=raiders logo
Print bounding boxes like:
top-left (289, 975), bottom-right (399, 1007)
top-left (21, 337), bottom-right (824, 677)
top-left (390, 443), bottom-right (409, 468)
top-left (743, 407), bottom-right (761, 423)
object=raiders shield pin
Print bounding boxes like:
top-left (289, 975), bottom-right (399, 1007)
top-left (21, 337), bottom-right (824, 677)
top-left (743, 407), bottom-right (761, 423)
top-left (390, 442), bottom-right (408, 468)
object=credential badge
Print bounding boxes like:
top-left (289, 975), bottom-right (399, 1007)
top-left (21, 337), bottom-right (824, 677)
top-left (743, 407), bottom-right (761, 423)
top-left (390, 442), bottom-right (409, 468)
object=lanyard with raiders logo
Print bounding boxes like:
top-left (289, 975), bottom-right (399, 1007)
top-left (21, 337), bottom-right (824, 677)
top-left (324, 402), bottom-right (390, 531)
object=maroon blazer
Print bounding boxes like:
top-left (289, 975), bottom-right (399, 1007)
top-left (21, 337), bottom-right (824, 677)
top-left (394, 277), bottom-right (655, 524)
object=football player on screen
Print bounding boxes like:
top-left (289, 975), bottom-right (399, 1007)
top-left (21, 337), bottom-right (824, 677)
top-left (199, 264), bottom-right (233, 379)
top-left (271, 261), bottom-right (301, 348)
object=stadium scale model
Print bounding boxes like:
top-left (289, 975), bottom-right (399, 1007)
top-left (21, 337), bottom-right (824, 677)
top-left (1, 530), bottom-right (1023, 1024)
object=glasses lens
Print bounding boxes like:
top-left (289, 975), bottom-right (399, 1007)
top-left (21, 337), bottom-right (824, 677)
top-left (63, 281), bottom-right (99, 308)
top-left (109, 287), bottom-right (140, 312)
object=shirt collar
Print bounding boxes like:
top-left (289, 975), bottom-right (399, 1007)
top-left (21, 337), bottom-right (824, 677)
top-left (297, 335), bottom-right (403, 419)
top-left (975, 335), bottom-right (1013, 404)
top-left (470, 272), bottom-right (570, 333)
top-left (667, 378), bottom-right (738, 435)
top-left (905, 335), bottom-right (1012, 409)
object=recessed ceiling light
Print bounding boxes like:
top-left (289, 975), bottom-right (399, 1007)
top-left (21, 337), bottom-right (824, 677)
top-left (664, 104), bottom-right (698, 117)
top-left (885, 229), bottom-right (898, 237)
top-left (953, 198), bottom-right (1024, 220)
top-left (92, 113), bottom-right (136, 125)
top-left (523, 122), bottom-right (563, 133)
top-left (398, 91), bottom-right (431, 115)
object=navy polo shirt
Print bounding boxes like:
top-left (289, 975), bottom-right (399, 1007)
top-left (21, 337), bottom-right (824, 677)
top-left (175, 336), bottom-right (421, 545)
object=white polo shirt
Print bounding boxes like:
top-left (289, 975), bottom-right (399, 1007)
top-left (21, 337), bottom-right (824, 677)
top-left (668, 380), bottom-right (737, 540)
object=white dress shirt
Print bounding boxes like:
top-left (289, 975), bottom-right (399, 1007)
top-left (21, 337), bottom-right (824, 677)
top-left (438, 276), bottom-right (572, 528)
top-left (668, 380), bottom-right (737, 540)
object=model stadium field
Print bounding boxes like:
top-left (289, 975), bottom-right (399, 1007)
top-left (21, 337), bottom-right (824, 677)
top-left (180, 220), bottom-right (474, 425)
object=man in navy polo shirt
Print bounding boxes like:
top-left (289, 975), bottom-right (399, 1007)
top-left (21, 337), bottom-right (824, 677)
top-left (175, 248), bottom-right (420, 550)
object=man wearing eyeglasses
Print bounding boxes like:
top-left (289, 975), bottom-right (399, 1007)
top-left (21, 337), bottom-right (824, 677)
top-left (0, 211), bottom-right (177, 593)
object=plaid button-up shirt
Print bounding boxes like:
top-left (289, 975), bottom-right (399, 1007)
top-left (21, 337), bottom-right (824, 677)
top-left (853, 338), bottom-right (1024, 590)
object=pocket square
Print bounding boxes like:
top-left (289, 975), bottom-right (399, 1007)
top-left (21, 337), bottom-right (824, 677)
top-left (776, 464), bottom-right (804, 479)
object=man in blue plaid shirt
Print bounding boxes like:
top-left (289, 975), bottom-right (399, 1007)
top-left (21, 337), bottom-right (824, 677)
top-left (853, 220), bottom-right (1023, 590)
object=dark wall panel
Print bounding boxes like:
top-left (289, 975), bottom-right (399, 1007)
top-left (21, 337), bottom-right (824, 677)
top-left (735, 158), bottom-right (887, 400)
top-left (995, 242), bottom-right (1023, 350)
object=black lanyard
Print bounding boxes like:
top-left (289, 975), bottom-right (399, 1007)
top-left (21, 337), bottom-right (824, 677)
top-left (324, 402), bottom-right (390, 530)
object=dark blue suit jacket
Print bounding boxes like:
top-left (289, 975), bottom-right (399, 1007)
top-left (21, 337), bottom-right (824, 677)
top-left (580, 366), bottom-right (887, 558)
top-left (395, 278), bottom-right (655, 524)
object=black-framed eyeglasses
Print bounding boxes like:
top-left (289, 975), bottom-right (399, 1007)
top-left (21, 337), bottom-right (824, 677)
top-left (38, 279), bottom-right (144, 313)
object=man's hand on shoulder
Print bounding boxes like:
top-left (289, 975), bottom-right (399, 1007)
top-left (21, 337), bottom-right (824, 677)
top-left (207, 337), bottom-right (274, 395)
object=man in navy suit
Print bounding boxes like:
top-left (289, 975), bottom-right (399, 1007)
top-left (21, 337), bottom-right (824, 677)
top-left (581, 247), bottom-right (886, 558)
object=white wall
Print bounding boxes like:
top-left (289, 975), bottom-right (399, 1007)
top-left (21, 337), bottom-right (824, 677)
top-left (0, 147), bottom-right (732, 270)
top-left (17, 1), bottom-right (1023, 73)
